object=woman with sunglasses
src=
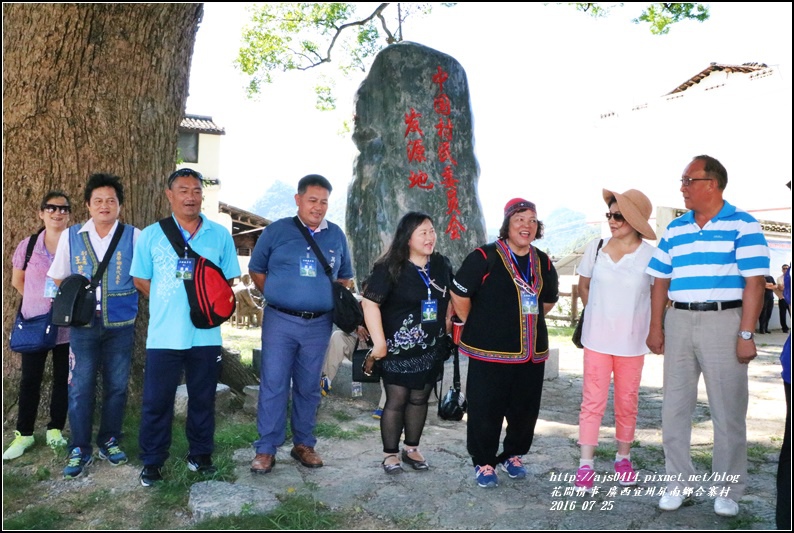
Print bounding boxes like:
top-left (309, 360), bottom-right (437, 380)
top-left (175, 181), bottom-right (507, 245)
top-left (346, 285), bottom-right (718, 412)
top-left (3, 191), bottom-right (72, 460)
top-left (573, 188), bottom-right (657, 492)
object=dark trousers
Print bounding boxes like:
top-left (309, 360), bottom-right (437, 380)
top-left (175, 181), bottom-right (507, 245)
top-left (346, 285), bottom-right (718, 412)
top-left (466, 357), bottom-right (545, 467)
top-left (777, 380), bottom-right (791, 530)
top-left (16, 343), bottom-right (69, 435)
top-left (760, 297), bottom-right (775, 333)
top-left (779, 299), bottom-right (790, 332)
top-left (138, 346), bottom-right (222, 466)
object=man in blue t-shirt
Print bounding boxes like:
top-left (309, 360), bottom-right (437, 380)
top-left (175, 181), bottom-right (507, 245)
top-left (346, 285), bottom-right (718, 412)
top-left (248, 174), bottom-right (353, 474)
top-left (646, 155), bottom-right (770, 518)
top-left (130, 168), bottom-right (241, 487)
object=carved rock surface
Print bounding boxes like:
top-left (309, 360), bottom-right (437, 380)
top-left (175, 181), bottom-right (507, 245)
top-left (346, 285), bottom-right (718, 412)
top-left (347, 41), bottom-right (487, 285)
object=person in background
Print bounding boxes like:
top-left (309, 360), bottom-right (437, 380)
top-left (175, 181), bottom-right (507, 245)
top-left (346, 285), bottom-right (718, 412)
top-left (646, 155), bottom-right (769, 517)
top-left (3, 191), bottom-right (72, 461)
top-left (248, 174), bottom-right (353, 474)
top-left (48, 174), bottom-right (141, 479)
top-left (361, 211), bottom-right (454, 474)
top-left (777, 264), bottom-right (790, 333)
top-left (450, 198), bottom-right (559, 488)
top-left (776, 183), bottom-right (791, 531)
top-left (131, 168), bottom-right (241, 487)
top-left (759, 273), bottom-right (776, 334)
top-left (574, 189), bottom-right (657, 493)
top-left (321, 324), bottom-right (387, 418)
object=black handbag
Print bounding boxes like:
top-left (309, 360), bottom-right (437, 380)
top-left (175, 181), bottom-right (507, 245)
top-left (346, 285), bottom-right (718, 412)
top-left (293, 217), bottom-right (363, 334)
top-left (10, 309), bottom-right (58, 354)
top-left (438, 344), bottom-right (467, 421)
top-left (351, 342), bottom-right (381, 383)
top-left (572, 239), bottom-right (603, 350)
top-left (52, 224), bottom-right (125, 327)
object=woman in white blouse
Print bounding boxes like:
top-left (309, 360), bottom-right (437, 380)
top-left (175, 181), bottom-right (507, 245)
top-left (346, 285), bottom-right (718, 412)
top-left (573, 188), bottom-right (657, 493)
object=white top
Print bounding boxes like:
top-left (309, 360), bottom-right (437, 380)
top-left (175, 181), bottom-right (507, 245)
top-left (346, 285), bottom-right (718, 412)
top-left (576, 237), bottom-right (655, 356)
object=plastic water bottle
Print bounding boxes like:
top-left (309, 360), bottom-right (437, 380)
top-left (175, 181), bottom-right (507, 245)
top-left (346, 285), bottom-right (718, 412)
top-left (351, 381), bottom-right (363, 398)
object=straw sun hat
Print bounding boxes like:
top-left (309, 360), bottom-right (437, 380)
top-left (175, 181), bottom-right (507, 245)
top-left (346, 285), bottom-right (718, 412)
top-left (602, 188), bottom-right (657, 240)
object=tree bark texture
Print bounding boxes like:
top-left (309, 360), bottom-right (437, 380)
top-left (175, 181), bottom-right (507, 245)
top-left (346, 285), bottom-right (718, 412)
top-left (2, 4), bottom-right (203, 419)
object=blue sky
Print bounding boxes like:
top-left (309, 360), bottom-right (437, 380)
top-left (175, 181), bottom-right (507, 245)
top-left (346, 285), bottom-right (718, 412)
top-left (187, 2), bottom-right (792, 232)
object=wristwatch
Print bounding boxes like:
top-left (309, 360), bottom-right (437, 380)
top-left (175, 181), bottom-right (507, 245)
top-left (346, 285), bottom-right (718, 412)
top-left (738, 330), bottom-right (754, 341)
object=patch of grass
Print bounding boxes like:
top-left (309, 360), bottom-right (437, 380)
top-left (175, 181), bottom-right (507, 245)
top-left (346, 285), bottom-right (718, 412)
top-left (221, 323), bottom-right (261, 365)
top-left (3, 507), bottom-right (66, 530)
top-left (691, 448), bottom-right (713, 470)
top-left (747, 443), bottom-right (778, 462)
top-left (725, 513), bottom-right (764, 529)
top-left (191, 494), bottom-right (342, 530)
top-left (330, 410), bottom-right (355, 422)
top-left (394, 511), bottom-right (431, 529)
top-left (314, 422), bottom-right (377, 440)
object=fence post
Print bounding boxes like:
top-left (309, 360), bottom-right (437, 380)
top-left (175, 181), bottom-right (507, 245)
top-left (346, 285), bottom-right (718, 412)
top-left (571, 284), bottom-right (579, 327)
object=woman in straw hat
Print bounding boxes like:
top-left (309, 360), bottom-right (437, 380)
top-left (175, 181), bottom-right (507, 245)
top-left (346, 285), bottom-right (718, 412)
top-left (573, 188), bottom-right (657, 493)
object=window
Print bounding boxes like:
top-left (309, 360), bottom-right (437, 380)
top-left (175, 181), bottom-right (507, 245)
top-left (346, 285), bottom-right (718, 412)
top-left (177, 132), bottom-right (198, 163)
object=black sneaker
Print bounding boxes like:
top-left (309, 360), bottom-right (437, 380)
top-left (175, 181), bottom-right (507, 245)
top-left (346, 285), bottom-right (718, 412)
top-left (187, 454), bottom-right (217, 474)
top-left (139, 465), bottom-right (163, 487)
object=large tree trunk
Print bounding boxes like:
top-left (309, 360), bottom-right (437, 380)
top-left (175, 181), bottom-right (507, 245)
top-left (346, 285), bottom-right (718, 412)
top-left (2, 4), bottom-right (204, 420)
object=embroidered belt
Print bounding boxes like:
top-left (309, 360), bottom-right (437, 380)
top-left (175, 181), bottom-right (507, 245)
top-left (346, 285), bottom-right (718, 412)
top-left (672, 300), bottom-right (742, 311)
top-left (268, 305), bottom-right (327, 320)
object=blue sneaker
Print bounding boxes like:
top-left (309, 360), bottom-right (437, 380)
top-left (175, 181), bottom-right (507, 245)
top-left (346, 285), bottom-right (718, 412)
top-left (372, 408), bottom-right (383, 419)
top-left (474, 464), bottom-right (498, 488)
top-left (63, 447), bottom-right (93, 479)
top-left (320, 375), bottom-right (332, 396)
top-left (500, 455), bottom-right (527, 479)
top-left (97, 437), bottom-right (128, 465)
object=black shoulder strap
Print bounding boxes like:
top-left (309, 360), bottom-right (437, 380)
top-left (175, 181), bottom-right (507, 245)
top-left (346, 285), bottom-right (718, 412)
top-left (293, 216), bottom-right (333, 279)
top-left (91, 224), bottom-right (125, 288)
top-left (22, 228), bottom-right (45, 270)
top-left (593, 238), bottom-right (604, 266)
top-left (158, 216), bottom-right (204, 260)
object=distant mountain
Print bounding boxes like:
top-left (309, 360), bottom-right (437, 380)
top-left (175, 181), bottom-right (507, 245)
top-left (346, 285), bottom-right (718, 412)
top-left (535, 207), bottom-right (600, 260)
top-left (250, 180), bottom-right (347, 230)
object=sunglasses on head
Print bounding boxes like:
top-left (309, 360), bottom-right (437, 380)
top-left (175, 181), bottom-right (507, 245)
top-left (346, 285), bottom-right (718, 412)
top-left (42, 204), bottom-right (71, 214)
top-left (605, 212), bottom-right (625, 222)
top-left (167, 168), bottom-right (204, 186)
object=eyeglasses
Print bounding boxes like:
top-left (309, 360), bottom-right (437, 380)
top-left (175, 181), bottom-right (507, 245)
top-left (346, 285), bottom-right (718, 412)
top-left (680, 177), bottom-right (713, 187)
top-left (605, 212), bottom-right (625, 222)
top-left (167, 168), bottom-right (204, 186)
top-left (42, 204), bottom-right (71, 214)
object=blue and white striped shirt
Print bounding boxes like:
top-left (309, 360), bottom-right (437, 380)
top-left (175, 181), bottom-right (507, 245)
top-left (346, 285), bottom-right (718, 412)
top-left (646, 200), bottom-right (770, 302)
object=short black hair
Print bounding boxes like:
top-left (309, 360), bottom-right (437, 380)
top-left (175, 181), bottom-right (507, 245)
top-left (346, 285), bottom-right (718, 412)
top-left (692, 155), bottom-right (728, 190)
top-left (498, 214), bottom-right (545, 241)
top-left (84, 173), bottom-right (124, 204)
top-left (297, 174), bottom-right (333, 194)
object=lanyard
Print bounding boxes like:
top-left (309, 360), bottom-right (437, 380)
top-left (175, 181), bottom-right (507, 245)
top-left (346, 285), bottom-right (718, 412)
top-left (415, 261), bottom-right (433, 300)
top-left (508, 249), bottom-right (533, 288)
top-left (176, 218), bottom-right (202, 258)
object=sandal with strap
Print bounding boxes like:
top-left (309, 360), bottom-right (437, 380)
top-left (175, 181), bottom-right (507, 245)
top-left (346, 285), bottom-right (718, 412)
top-left (382, 454), bottom-right (403, 475)
top-left (401, 447), bottom-right (429, 470)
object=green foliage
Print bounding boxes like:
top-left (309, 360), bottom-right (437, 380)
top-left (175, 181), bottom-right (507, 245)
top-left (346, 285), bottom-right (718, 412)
top-left (633, 3), bottom-right (709, 35)
top-left (570, 2), bottom-right (709, 34)
top-left (236, 2), bottom-right (454, 108)
top-left (3, 508), bottom-right (66, 530)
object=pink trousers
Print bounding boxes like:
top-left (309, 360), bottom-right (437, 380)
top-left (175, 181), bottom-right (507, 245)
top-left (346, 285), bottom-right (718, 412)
top-left (578, 348), bottom-right (645, 447)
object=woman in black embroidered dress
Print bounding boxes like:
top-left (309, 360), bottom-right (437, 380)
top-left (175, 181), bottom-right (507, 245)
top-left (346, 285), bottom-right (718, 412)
top-left (362, 212), bottom-right (454, 474)
top-left (450, 198), bottom-right (559, 488)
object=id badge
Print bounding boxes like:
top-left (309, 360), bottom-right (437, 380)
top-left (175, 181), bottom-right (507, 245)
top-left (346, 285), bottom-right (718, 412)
top-left (421, 299), bottom-right (438, 322)
top-left (521, 291), bottom-right (539, 315)
top-left (44, 277), bottom-right (58, 298)
top-left (300, 257), bottom-right (317, 277)
top-left (176, 258), bottom-right (195, 280)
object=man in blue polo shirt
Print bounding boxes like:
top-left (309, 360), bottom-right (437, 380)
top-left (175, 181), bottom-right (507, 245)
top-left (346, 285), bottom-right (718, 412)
top-left (130, 168), bottom-right (241, 487)
top-left (646, 155), bottom-right (769, 517)
top-left (248, 174), bottom-right (353, 474)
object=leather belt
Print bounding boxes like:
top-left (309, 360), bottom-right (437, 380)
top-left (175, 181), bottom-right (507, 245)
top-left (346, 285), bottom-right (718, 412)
top-left (672, 300), bottom-right (742, 311)
top-left (268, 304), bottom-right (327, 320)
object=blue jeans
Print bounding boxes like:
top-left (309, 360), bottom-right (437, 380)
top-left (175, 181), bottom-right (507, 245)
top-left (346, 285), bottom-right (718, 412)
top-left (67, 321), bottom-right (135, 453)
top-left (254, 306), bottom-right (332, 454)
top-left (138, 346), bottom-right (221, 466)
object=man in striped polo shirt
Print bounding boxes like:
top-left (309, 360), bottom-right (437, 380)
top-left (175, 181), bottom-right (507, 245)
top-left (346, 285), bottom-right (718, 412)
top-left (646, 154), bottom-right (770, 517)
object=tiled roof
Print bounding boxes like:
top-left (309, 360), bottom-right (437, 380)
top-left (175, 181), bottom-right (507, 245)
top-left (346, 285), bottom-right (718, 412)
top-left (180, 114), bottom-right (225, 135)
top-left (666, 62), bottom-right (769, 95)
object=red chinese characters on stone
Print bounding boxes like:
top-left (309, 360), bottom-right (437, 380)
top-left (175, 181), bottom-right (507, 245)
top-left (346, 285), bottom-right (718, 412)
top-left (408, 171), bottom-right (434, 190)
top-left (435, 117), bottom-right (453, 141)
top-left (406, 139), bottom-right (427, 163)
top-left (433, 94), bottom-right (451, 116)
top-left (404, 108), bottom-right (424, 137)
top-left (446, 215), bottom-right (466, 240)
top-left (437, 142), bottom-right (457, 166)
top-left (432, 66), bottom-right (449, 94)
